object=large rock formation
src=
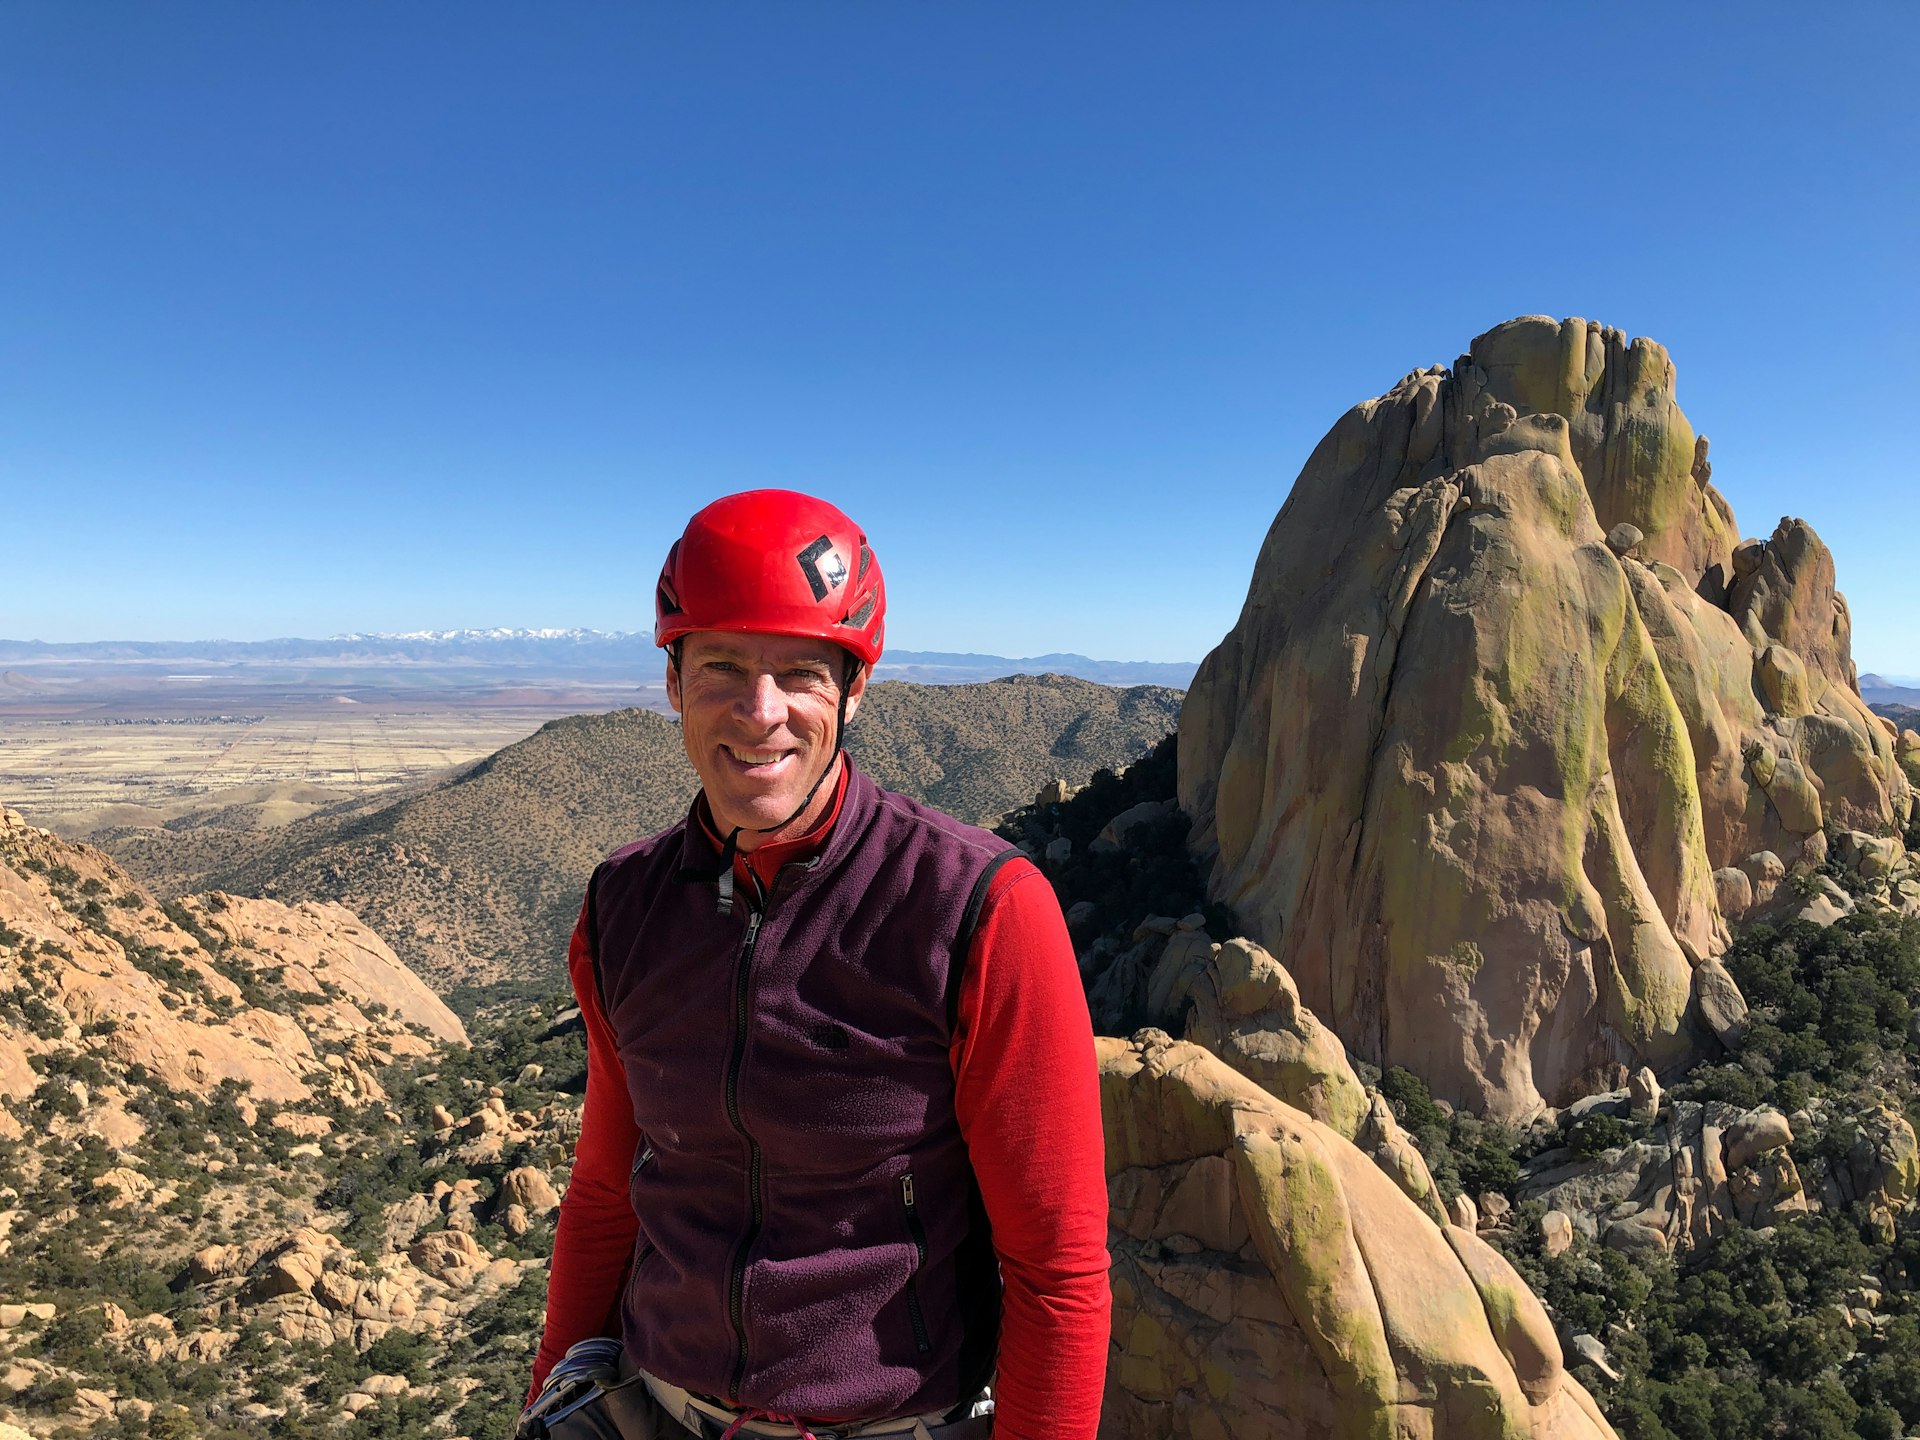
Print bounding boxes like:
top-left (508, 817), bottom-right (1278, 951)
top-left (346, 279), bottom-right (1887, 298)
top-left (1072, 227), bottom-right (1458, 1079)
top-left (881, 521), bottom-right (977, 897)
top-left (1180, 317), bottom-right (1912, 1119)
top-left (1101, 1031), bottom-right (1615, 1438)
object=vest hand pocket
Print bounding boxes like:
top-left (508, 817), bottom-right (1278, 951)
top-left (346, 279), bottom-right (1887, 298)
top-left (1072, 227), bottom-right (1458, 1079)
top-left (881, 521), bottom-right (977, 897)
top-left (899, 1171), bottom-right (932, 1355)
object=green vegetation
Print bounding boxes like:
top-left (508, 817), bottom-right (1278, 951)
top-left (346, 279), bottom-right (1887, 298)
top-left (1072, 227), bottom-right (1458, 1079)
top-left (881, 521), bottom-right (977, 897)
top-left (1375, 1066), bottom-right (1527, 1197)
top-left (1396, 905), bottom-right (1920, 1440)
top-left (0, 973), bottom-right (582, 1438)
top-left (1673, 909), bottom-right (1920, 1116)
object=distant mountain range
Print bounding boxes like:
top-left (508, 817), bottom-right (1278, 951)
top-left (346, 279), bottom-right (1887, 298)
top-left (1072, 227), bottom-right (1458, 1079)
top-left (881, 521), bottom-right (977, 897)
top-left (0, 630), bottom-right (1196, 688)
top-left (1861, 674), bottom-right (1920, 706)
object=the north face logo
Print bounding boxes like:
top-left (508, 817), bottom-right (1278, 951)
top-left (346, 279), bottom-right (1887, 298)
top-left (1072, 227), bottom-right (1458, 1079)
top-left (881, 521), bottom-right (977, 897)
top-left (796, 535), bottom-right (849, 601)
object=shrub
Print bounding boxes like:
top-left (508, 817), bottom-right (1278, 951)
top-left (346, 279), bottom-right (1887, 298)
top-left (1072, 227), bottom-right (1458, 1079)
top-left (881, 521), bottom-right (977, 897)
top-left (1567, 1113), bottom-right (1631, 1159)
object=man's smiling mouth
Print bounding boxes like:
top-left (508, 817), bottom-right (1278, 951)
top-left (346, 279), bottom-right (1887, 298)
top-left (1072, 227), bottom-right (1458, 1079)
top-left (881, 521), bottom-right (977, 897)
top-left (723, 745), bottom-right (795, 770)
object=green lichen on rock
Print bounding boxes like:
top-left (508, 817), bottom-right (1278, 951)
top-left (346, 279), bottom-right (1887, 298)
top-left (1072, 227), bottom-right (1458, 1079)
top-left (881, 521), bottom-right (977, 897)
top-left (1234, 1127), bottom-right (1398, 1440)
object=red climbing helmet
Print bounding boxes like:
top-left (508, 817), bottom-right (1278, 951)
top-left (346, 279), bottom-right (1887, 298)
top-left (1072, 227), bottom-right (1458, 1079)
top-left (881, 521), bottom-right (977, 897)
top-left (654, 490), bottom-right (887, 668)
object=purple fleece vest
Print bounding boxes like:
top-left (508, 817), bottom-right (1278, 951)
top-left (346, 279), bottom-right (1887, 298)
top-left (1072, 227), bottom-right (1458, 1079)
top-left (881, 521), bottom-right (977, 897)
top-left (587, 758), bottom-right (1014, 1420)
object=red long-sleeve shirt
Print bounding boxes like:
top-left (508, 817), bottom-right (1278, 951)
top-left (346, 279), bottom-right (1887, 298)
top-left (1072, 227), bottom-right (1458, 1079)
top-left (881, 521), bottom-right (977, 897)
top-left (530, 814), bottom-right (1110, 1440)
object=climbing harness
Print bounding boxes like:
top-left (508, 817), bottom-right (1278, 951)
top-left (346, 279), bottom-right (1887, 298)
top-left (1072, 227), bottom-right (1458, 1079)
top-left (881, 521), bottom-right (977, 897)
top-left (519, 1342), bottom-right (993, 1440)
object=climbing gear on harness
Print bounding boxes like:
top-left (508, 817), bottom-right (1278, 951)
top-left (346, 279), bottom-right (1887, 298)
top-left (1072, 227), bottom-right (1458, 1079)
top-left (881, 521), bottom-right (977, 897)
top-left (516, 1336), bottom-right (628, 1438)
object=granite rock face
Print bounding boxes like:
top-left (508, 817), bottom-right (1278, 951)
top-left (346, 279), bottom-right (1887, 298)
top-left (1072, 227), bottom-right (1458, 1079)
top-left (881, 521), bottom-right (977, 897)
top-left (1179, 317), bottom-right (1912, 1120)
top-left (1099, 1031), bottom-right (1616, 1439)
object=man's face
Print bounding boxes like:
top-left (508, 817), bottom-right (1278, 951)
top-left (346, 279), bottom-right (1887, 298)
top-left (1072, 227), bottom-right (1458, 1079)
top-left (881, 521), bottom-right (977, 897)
top-left (666, 631), bottom-right (866, 844)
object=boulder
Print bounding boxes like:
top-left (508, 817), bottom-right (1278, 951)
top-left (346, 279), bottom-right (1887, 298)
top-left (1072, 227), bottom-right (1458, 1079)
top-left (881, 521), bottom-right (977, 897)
top-left (1098, 1032), bottom-right (1615, 1438)
top-left (410, 1229), bottom-right (487, 1283)
top-left (1796, 876), bottom-right (1855, 928)
top-left (1567, 1333), bottom-right (1620, 1383)
top-left (1689, 956), bottom-right (1749, 1050)
top-left (497, 1166), bottom-right (561, 1217)
top-left (1900, 730), bottom-right (1920, 787)
top-left (1143, 930), bottom-right (1219, 1026)
top-left (1540, 1211), bottom-right (1575, 1258)
top-left (1091, 799), bottom-right (1178, 855)
top-left (1739, 850), bottom-right (1786, 905)
top-left (1604, 1219), bottom-right (1670, 1255)
top-left (1605, 523), bottom-right (1643, 557)
top-left (1180, 936), bottom-right (1370, 1141)
top-left (1723, 1109), bottom-right (1793, 1174)
top-left (1843, 1108), bottom-right (1920, 1239)
top-left (1628, 1067), bottom-right (1662, 1124)
top-left (1834, 830), bottom-right (1904, 880)
top-left (1755, 645), bottom-right (1815, 718)
top-left (1357, 1092), bottom-right (1447, 1225)
top-left (247, 1231), bottom-right (335, 1301)
top-left (1712, 867), bottom-right (1753, 921)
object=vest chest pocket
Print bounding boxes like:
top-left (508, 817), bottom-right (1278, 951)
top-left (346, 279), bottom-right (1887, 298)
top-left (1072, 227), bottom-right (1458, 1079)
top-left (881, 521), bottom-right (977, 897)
top-left (899, 1172), bottom-right (931, 1355)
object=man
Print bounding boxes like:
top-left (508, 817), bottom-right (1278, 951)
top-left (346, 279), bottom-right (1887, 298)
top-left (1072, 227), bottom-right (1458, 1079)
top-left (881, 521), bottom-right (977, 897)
top-left (523, 491), bottom-right (1110, 1440)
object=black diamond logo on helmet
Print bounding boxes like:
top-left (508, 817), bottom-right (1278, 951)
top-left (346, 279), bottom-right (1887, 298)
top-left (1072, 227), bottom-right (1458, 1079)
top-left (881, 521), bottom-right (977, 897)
top-left (796, 535), bottom-right (848, 601)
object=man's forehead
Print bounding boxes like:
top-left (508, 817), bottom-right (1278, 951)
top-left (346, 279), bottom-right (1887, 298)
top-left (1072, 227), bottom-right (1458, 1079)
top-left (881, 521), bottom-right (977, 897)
top-left (682, 632), bottom-right (846, 666)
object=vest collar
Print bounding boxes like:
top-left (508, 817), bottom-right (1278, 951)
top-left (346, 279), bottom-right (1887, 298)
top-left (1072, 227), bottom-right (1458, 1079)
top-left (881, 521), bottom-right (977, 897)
top-left (676, 754), bottom-right (876, 900)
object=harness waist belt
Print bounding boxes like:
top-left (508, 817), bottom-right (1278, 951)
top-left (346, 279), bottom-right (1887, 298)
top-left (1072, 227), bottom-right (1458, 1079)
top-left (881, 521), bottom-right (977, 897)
top-left (638, 1370), bottom-right (992, 1440)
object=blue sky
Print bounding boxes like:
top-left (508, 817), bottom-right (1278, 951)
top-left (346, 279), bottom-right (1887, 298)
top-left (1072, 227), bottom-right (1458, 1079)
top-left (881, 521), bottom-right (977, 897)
top-left (2, 4), bottom-right (1915, 669)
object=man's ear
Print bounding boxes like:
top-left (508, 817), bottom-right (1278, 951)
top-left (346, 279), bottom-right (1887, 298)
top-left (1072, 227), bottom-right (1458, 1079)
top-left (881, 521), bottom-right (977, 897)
top-left (665, 652), bottom-right (684, 714)
top-left (843, 661), bottom-right (868, 724)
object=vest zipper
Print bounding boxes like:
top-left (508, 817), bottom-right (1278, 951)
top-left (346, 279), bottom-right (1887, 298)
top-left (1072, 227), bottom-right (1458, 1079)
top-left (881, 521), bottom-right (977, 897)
top-left (724, 907), bottom-right (766, 1401)
top-left (900, 1172), bottom-right (931, 1354)
top-left (630, 1145), bottom-right (657, 1267)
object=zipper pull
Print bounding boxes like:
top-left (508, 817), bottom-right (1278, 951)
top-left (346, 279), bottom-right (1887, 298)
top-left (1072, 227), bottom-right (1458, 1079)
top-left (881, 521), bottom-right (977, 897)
top-left (900, 1173), bottom-right (915, 1210)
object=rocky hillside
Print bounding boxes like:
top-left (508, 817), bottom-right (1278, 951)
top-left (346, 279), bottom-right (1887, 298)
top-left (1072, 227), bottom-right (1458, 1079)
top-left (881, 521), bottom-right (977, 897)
top-left (100, 674), bottom-right (1181, 992)
top-left (0, 807), bottom-right (584, 1439)
top-left (1179, 316), bottom-right (1915, 1120)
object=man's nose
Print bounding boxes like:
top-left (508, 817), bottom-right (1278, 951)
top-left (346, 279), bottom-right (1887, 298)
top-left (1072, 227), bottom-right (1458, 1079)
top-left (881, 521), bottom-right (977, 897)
top-left (738, 671), bottom-right (788, 727)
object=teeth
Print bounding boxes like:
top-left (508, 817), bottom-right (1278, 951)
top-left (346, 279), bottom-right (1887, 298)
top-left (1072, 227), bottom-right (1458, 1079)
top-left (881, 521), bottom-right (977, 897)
top-left (730, 748), bottom-right (787, 765)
